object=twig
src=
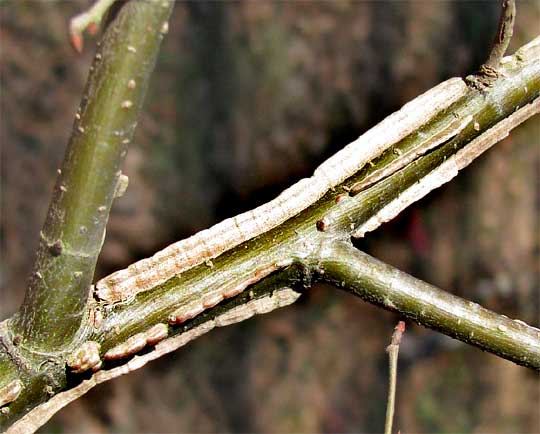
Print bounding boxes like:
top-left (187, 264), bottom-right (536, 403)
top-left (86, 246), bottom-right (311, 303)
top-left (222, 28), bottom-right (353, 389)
top-left (319, 240), bottom-right (540, 370)
top-left (384, 321), bottom-right (406, 434)
top-left (469, 0), bottom-right (517, 89)
top-left (0, 3), bottom-right (174, 429)
top-left (484, 0), bottom-right (516, 69)
top-left (11, 0), bottom-right (174, 352)
top-left (352, 96), bottom-right (540, 240)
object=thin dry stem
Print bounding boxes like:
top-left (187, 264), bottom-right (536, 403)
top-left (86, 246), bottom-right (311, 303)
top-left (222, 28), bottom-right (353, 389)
top-left (484, 0), bottom-right (516, 69)
top-left (384, 321), bottom-right (406, 434)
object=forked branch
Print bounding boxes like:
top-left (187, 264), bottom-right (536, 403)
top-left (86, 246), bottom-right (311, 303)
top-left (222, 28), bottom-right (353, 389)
top-left (1, 1), bottom-right (539, 431)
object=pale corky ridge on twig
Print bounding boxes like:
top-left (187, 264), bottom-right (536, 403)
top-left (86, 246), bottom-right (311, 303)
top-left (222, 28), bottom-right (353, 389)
top-left (353, 97), bottom-right (540, 238)
top-left (96, 78), bottom-right (468, 303)
top-left (6, 288), bottom-right (301, 434)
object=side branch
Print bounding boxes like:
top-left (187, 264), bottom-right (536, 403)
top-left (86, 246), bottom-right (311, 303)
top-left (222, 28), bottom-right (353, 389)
top-left (316, 241), bottom-right (540, 370)
top-left (469, 0), bottom-right (516, 89)
top-left (484, 0), bottom-right (516, 70)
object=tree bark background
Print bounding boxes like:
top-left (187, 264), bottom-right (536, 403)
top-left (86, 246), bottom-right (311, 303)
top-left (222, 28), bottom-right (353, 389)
top-left (1, 1), bottom-right (538, 432)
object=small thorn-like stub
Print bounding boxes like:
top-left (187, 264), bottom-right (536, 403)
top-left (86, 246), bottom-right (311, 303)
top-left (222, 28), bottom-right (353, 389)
top-left (127, 45), bottom-right (137, 53)
top-left (0, 379), bottom-right (23, 407)
top-left (474, 121), bottom-right (480, 131)
top-left (160, 21), bottom-right (169, 34)
top-left (468, 0), bottom-right (515, 90)
top-left (49, 239), bottom-right (63, 256)
top-left (387, 320), bottom-right (406, 351)
top-left (484, 0), bottom-right (516, 69)
top-left (316, 217), bottom-right (329, 232)
top-left (127, 79), bottom-right (136, 90)
top-left (78, 125), bottom-right (85, 134)
top-left (121, 100), bottom-right (133, 110)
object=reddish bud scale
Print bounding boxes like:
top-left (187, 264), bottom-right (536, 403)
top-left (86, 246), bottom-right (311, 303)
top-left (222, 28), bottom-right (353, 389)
top-left (70, 32), bottom-right (83, 54)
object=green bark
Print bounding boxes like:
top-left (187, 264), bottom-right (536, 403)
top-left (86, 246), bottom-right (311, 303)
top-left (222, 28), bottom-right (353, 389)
top-left (91, 37), bottom-right (540, 367)
top-left (1, 0), bottom-right (173, 429)
top-left (318, 241), bottom-right (540, 368)
top-left (12, 0), bottom-right (173, 351)
top-left (0, 15), bottom-right (538, 433)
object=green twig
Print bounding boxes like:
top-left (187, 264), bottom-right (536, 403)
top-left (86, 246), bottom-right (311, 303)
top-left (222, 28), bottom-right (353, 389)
top-left (11, 0), bottom-right (174, 352)
top-left (469, 0), bottom-right (516, 89)
top-left (1, 1), bottom-right (173, 428)
top-left (484, 0), bottom-right (516, 69)
top-left (318, 241), bottom-right (540, 370)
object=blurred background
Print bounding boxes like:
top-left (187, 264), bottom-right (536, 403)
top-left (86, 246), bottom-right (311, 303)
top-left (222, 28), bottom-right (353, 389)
top-left (1, 1), bottom-right (539, 432)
